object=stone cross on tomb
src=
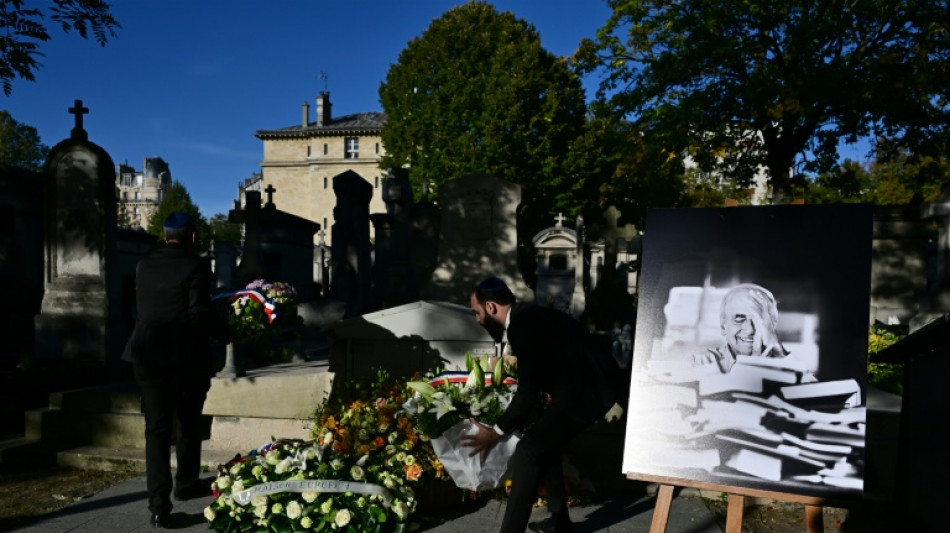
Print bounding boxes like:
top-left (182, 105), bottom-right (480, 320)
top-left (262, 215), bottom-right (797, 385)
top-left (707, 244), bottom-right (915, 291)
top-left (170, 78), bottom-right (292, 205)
top-left (317, 228), bottom-right (327, 246)
top-left (69, 99), bottom-right (89, 140)
top-left (554, 212), bottom-right (566, 227)
top-left (264, 184), bottom-right (277, 207)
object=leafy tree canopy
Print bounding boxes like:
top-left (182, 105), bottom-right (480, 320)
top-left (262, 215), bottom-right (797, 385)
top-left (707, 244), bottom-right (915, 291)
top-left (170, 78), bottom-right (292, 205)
top-left (805, 153), bottom-right (950, 205)
top-left (0, 110), bottom-right (48, 169)
top-left (0, 0), bottom-right (120, 96)
top-left (209, 212), bottom-right (242, 246)
top-left (575, 0), bottom-right (950, 203)
top-left (379, 1), bottom-right (588, 232)
top-left (146, 180), bottom-right (211, 253)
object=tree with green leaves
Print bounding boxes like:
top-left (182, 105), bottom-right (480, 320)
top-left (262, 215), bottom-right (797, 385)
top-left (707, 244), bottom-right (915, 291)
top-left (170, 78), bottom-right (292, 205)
top-left (0, 0), bottom-right (120, 96)
top-left (146, 180), bottom-right (211, 253)
top-left (575, 0), bottom-right (950, 203)
top-left (208, 212), bottom-right (242, 246)
top-left (378, 1), bottom-right (588, 232)
top-left (805, 153), bottom-right (950, 205)
top-left (0, 110), bottom-right (48, 169)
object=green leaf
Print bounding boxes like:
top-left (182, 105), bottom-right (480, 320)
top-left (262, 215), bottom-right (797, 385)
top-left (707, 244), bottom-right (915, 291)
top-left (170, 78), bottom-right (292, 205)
top-left (465, 352), bottom-right (475, 372)
top-left (492, 357), bottom-right (503, 386)
top-left (406, 381), bottom-right (436, 397)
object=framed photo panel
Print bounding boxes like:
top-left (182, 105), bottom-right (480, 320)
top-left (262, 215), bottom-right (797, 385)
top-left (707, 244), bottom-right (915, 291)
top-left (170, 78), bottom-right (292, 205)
top-left (622, 204), bottom-right (872, 499)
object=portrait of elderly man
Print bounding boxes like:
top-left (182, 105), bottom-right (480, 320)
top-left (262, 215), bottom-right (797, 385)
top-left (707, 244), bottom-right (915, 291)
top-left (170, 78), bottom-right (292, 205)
top-left (693, 283), bottom-right (790, 374)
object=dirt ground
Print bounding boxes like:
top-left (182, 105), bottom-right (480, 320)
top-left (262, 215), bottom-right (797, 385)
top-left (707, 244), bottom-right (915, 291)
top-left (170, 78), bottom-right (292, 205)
top-left (703, 497), bottom-right (896, 533)
top-left (0, 465), bottom-right (140, 530)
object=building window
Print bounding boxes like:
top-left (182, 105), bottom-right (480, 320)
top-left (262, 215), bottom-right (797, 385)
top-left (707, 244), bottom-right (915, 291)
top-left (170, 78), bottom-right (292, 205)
top-left (345, 137), bottom-right (359, 159)
top-left (376, 143), bottom-right (380, 154)
top-left (307, 146), bottom-right (311, 157)
top-left (122, 191), bottom-right (128, 200)
top-left (134, 207), bottom-right (140, 215)
top-left (323, 217), bottom-right (327, 229)
top-left (324, 177), bottom-right (328, 189)
top-left (375, 176), bottom-right (379, 188)
top-left (323, 143), bottom-right (328, 155)
top-left (135, 191), bottom-right (142, 200)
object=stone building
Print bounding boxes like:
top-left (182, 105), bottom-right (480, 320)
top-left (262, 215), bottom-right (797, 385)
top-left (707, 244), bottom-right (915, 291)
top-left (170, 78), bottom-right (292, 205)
top-left (115, 157), bottom-right (171, 230)
top-left (254, 91), bottom-right (387, 245)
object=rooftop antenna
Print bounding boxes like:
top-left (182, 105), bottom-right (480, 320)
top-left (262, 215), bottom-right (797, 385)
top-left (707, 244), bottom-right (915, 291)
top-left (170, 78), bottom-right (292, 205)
top-left (318, 71), bottom-right (328, 92)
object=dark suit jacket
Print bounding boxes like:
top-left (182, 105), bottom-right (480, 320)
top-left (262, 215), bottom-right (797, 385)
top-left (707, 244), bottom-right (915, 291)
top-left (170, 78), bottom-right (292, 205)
top-left (496, 303), bottom-right (623, 435)
top-left (125, 243), bottom-right (228, 371)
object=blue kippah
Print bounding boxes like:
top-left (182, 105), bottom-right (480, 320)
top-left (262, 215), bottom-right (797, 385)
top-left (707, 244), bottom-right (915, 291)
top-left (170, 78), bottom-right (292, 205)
top-left (163, 211), bottom-right (195, 231)
top-left (476, 277), bottom-right (510, 293)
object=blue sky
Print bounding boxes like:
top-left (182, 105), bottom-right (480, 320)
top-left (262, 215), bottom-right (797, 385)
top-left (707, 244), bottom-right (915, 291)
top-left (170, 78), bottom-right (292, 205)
top-left (4, 0), bottom-right (615, 218)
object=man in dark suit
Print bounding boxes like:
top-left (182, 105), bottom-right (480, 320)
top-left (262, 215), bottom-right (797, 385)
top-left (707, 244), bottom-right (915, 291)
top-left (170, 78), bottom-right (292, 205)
top-left (463, 277), bottom-right (624, 533)
top-left (124, 212), bottom-right (229, 528)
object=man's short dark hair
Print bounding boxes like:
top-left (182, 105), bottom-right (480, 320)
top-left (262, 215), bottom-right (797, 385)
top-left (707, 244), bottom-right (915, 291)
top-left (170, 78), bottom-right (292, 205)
top-left (163, 211), bottom-right (196, 242)
top-left (472, 277), bottom-right (516, 305)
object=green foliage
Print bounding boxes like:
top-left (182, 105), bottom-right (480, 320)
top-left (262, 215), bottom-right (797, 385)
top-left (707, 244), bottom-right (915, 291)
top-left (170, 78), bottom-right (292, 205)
top-left (868, 325), bottom-right (903, 396)
top-left (0, 110), bottom-right (48, 170)
top-left (378, 1), bottom-right (588, 233)
top-left (208, 212), bottom-right (242, 245)
top-left (0, 0), bottom-right (120, 96)
top-left (805, 153), bottom-right (950, 205)
top-left (571, 114), bottom-right (688, 228)
top-left (145, 180), bottom-right (211, 253)
top-left (575, 0), bottom-right (950, 202)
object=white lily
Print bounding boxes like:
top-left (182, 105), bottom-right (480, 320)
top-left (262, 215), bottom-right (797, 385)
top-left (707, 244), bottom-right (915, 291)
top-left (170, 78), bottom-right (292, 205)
top-left (428, 397), bottom-right (456, 419)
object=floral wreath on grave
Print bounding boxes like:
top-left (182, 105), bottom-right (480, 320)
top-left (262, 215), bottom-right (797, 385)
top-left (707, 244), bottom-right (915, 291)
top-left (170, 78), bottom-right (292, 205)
top-left (205, 370), bottom-right (446, 533)
top-left (216, 279), bottom-right (298, 344)
top-left (400, 354), bottom-right (521, 491)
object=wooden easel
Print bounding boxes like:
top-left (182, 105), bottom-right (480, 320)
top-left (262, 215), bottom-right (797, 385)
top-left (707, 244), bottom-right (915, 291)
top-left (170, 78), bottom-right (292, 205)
top-left (630, 473), bottom-right (836, 533)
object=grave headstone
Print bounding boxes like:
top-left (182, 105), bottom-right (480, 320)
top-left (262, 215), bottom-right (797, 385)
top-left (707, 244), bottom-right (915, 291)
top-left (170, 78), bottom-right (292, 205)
top-left (914, 192), bottom-right (950, 328)
top-left (229, 188), bottom-right (320, 301)
top-left (532, 212), bottom-right (579, 314)
top-left (0, 163), bottom-right (44, 365)
top-left (372, 168), bottom-right (418, 308)
top-left (34, 100), bottom-right (122, 363)
top-left (421, 174), bottom-right (531, 303)
top-left (330, 170), bottom-right (373, 317)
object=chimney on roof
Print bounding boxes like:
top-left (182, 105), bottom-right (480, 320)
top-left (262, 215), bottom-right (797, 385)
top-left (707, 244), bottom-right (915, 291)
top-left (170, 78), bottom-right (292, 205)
top-left (302, 101), bottom-right (310, 127)
top-left (316, 91), bottom-right (332, 126)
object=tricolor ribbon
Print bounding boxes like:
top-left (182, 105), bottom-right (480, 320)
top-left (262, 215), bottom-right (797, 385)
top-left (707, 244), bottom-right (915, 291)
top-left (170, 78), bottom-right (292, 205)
top-left (214, 289), bottom-right (279, 324)
top-left (427, 370), bottom-right (517, 387)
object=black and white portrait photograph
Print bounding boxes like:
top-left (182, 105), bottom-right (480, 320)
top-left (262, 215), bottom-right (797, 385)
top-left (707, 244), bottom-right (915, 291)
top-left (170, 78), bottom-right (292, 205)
top-left (622, 204), bottom-right (873, 499)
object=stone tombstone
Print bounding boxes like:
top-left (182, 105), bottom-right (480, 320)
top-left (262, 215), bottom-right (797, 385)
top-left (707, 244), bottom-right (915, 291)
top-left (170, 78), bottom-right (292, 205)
top-left (915, 191), bottom-right (950, 329)
top-left (375, 168), bottom-right (418, 308)
top-left (324, 300), bottom-right (496, 381)
top-left (532, 212), bottom-right (579, 314)
top-left (0, 163), bottom-right (44, 365)
top-left (230, 187), bottom-right (320, 302)
top-left (422, 174), bottom-right (531, 303)
top-left (212, 242), bottom-right (240, 290)
top-left (330, 170), bottom-right (374, 317)
top-left (35, 100), bottom-right (122, 363)
top-left (572, 214), bottom-right (587, 318)
top-left (314, 228), bottom-right (330, 297)
top-left (585, 205), bottom-right (639, 330)
top-left (871, 205), bottom-right (929, 328)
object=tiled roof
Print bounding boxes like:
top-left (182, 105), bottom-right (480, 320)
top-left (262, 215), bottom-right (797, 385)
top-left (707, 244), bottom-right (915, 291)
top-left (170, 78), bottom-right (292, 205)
top-left (255, 112), bottom-right (387, 139)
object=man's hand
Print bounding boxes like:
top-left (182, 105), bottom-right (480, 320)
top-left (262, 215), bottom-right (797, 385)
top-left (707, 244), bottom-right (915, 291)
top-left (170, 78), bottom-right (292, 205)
top-left (460, 419), bottom-right (500, 461)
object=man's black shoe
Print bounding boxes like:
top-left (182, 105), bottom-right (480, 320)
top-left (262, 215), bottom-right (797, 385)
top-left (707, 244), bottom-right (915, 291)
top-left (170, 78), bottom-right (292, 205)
top-left (150, 512), bottom-right (171, 529)
top-left (528, 516), bottom-right (573, 533)
top-left (174, 478), bottom-right (213, 501)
